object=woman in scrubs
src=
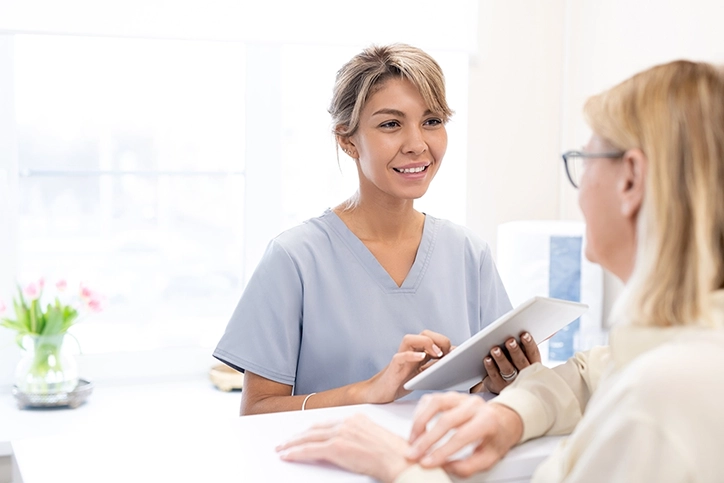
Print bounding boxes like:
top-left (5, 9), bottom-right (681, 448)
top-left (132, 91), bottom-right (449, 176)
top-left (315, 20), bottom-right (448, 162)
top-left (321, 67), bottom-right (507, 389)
top-left (214, 44), bottom-right (537, 415)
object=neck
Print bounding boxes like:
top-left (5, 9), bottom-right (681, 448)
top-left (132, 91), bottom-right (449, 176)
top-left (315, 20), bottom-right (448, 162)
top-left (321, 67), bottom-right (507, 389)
top-left (334, 193), bottom-right (423, 241)
top-left (606, 238), bottom-right (637, 284)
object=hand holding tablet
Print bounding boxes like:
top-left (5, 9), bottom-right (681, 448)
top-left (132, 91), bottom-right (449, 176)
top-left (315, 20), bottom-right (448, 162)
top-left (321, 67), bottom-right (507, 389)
top-left (404, 296), bottom-right (588, 391)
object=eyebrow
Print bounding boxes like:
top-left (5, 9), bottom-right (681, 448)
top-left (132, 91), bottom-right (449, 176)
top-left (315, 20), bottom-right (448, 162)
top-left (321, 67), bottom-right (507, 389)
top-left (371, 108), bottom-right (436, 117)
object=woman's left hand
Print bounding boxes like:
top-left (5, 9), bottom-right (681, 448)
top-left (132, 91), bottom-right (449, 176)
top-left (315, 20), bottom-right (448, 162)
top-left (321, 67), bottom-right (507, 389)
top-left (407, 392), bottom-right (523, 478)
top-left (471, 332), bottom-right (540, 394)
top-left (276, 414), bottom-right (413, 483)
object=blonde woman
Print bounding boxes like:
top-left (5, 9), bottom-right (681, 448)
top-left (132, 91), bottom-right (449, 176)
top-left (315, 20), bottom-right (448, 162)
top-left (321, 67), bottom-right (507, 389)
top-left (214, 44), bottom-right (537, 415)
top-left (277, 60), bottom-right (724, 481)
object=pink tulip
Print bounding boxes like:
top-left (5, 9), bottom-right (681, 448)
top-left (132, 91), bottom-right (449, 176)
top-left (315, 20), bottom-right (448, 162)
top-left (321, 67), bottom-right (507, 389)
top-left (79, 283), bottom-right (94, 300)
top-left (87, 298), bottom-right (103, 313)
top-left (24, 283), bottom-right (39, 300)
top-left (38, 277), bottom-right (45, 289)
top-left (0, 300), bottom-right (6, 315)
top-left (56, 279), bottom-right (68, 292)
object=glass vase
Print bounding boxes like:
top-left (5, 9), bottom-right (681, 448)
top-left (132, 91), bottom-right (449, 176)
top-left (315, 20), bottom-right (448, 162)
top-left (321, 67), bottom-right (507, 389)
top-left (15, 333), bottom-right (79, 394)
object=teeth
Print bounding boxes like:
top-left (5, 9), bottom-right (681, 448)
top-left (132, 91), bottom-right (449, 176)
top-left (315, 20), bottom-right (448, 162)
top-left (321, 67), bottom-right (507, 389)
top-left (397, 166), bottom-right (427, 174)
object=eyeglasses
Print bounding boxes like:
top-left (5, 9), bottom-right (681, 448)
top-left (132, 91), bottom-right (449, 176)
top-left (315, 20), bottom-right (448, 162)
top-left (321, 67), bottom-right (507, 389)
top-left (561, 150), bottom-right (626, 188)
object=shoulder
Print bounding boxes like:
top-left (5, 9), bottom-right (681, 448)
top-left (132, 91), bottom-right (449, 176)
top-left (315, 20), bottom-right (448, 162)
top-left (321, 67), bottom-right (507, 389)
top-left (597, 330), bottom-right (724, 473)
top-left (269, 210), bottom-right (338, 255)
top-left (615, 329), bottom-right (724, 412)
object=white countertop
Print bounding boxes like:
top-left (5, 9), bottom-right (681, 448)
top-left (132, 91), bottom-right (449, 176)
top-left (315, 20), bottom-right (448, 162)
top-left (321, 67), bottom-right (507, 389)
top-left (7, 382), bottom-right (563, 483)
top-left (0, 377), bottom-right (241, 457)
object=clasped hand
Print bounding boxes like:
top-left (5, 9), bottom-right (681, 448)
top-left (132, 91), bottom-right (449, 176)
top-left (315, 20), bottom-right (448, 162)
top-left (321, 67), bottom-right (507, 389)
top-left (277, 393), bottom-right (523, 482)
top-left (277, 333), bottom-right (539, 481)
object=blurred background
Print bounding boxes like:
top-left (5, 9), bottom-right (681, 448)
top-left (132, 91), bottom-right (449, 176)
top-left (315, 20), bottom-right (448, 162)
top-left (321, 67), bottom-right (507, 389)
top-left (0, 0), bottom-right (723, 388)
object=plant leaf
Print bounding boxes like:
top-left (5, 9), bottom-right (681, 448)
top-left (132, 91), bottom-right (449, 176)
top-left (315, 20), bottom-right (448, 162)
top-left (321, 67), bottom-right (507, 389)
top-left (29, 299), bottom-right (38, 334)
top-left (14, 333), bottom-right (26, 349)
top-left (1, 317), bottom-right (27, 332)
top-left (13, 299), bottom-right (31, 333)
top-left (42, 306), bottom-right (64, 336)
top-left (16, 284), bottom-right (27, 309)
top-left (60, 306), bottom-right (79, 332)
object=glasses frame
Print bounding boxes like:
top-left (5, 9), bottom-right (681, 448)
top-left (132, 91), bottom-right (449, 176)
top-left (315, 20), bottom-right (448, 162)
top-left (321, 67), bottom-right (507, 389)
top-left (561, 150), bottom-right (626, 188)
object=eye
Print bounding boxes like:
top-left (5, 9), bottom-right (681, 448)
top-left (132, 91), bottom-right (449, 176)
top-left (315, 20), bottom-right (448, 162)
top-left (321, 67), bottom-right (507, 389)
top-left (379, 120), bottom-right (400, 129)
top-left (424, 118), bottom-right (443, 127)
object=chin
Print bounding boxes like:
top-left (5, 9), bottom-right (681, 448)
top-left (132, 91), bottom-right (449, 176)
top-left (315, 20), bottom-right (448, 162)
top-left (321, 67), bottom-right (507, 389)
top-left (584, 243), bottom-right (599, 265)
top-left (393, 186), bottom-right (430, 200)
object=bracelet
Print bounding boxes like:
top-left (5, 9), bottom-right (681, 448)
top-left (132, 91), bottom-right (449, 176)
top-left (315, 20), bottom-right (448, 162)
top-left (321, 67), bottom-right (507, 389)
top-left (301, 392), bottom-right (316, 411)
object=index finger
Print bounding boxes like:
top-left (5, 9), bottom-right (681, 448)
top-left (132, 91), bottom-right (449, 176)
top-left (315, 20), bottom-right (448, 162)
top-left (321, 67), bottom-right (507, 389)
top-left (419, 330), bottom-right (452, 355)
top-left (408, 395), bottom-right (481, 463)
top-left (398, 333), bottom-right (445, 358)
top-left (409, 392), bottom-right (466, 443)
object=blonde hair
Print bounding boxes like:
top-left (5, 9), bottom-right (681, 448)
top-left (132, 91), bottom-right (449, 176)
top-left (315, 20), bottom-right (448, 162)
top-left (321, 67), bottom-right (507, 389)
top-left (584, 60), bottom-right (724, 328)
top-left (329, 44), bottom-right (453, 141)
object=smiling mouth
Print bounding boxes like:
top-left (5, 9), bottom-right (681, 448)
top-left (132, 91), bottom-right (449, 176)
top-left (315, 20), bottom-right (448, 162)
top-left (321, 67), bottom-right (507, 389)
top-left (393, 165), bottom-right (430, 174)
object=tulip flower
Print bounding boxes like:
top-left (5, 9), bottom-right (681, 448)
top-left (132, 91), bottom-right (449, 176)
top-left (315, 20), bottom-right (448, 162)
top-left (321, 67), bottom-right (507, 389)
top-left (79, 283), bottom-right (94, 301)
top-left (2, 278), bottom-right (105, 339)
top-left (87, 298), bottom-right (103, 313)
top-left (24, 282), bottom-right (40, 300)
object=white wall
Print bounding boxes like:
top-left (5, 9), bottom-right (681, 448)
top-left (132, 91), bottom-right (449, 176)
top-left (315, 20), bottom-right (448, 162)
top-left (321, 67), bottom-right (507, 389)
top-left (468, 0), bottom-right (724, 244)
top-left (467, 0), bottom-right (724, 320)
top-left (467, 0), bottom-right (566, 256)
top-left (558, 0), bottom-right (724, 219)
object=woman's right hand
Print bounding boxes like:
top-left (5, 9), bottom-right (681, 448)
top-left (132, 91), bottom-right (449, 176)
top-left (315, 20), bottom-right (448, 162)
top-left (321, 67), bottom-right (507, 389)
top-left (406, 392), bottom-right (523, 478)
top-left (362, 330), bottom-right (452, 404)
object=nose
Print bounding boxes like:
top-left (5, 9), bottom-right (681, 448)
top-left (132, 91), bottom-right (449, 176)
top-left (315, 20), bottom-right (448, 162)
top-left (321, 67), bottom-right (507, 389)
top-left (402, 125), bottom-right (427, 156)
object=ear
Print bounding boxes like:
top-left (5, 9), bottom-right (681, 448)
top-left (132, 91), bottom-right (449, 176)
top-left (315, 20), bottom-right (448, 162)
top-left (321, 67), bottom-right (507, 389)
top-left (619, 148), bottom-right (647, 218)
top-left (336, 133), bottom-right (358, 159)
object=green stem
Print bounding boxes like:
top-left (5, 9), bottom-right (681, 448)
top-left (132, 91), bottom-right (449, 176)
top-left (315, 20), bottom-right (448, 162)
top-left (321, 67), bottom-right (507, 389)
top-left (23, 334), bottom-right (68, 394)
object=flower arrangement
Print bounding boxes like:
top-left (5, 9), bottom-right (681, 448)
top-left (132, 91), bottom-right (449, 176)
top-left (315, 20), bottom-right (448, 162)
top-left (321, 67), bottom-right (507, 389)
top-left (0, 278), bottom-right (103, 341)
top-left (0, 278), bottom-right (104, 395)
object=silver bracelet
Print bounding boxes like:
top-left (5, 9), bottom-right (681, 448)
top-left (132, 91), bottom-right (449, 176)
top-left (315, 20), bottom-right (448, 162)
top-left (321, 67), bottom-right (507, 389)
top-left (301, 392), bottom-right (316, 411)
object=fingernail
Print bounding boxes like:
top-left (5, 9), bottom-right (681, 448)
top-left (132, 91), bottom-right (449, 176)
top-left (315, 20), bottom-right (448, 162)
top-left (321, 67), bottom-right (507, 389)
top-left (432, 344), bottom-right (443, 357)
top-left (492, 348), bottom-right (501, 356)
top-left (406, 448), bottom-right (419, 459)
top-left (421, 456), bottom-right (434, 466)
top-left (485, 357), bottom-right (493, 364)
top-left (522, 333), bottom-right (532, 342)
top-left (509, 339), bottom-right (517, 348)
top-left (417, 352), bottom-right (427, 359)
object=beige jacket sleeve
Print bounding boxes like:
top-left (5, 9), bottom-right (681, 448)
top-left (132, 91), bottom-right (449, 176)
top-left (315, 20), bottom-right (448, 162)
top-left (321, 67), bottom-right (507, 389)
top-left (490, 346), bottom-right (610, 443)
top-left (394, 465), bottom-right (452, 483)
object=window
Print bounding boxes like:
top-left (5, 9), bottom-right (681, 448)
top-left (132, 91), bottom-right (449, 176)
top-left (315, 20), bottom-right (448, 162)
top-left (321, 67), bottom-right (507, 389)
top-left (14, 35), bottom-right (246, 355)
top-left (0, 1), bottom-right (476, 385)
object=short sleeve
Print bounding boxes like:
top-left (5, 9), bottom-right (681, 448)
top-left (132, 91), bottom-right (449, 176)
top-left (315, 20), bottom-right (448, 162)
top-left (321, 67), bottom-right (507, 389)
top-left (478, 244), bottom-right (513, 330)
top-left (213, 239), bottom-right (303, 386)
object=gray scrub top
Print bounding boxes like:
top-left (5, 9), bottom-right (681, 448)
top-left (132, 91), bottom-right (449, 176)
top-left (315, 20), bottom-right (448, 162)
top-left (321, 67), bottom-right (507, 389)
top-left (213, 209), bottom-right (512, 395)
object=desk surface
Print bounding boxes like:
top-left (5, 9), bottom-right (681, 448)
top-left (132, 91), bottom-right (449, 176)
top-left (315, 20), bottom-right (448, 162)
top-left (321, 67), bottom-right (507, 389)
top-left (11, 395), bottom-right (562, 483)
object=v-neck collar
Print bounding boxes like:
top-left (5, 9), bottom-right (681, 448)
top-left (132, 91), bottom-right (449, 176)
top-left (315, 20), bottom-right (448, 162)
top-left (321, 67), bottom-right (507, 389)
top-left (323, 208), bottom-right (438, 293)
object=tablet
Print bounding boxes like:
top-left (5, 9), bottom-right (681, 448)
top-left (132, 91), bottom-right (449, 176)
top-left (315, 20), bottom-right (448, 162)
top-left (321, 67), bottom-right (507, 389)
top-left (403, 296), bottom-right (588, 391)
